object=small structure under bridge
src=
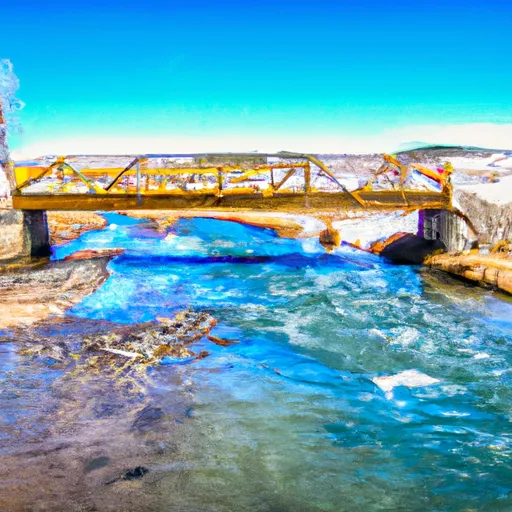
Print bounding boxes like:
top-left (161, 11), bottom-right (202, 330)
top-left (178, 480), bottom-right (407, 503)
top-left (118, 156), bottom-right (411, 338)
top-left (8, 151), bottom-right (471, 257)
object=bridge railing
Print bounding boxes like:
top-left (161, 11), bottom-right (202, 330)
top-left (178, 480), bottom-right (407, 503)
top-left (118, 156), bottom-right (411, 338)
top-left (13, 152), bottom-right (365, 203)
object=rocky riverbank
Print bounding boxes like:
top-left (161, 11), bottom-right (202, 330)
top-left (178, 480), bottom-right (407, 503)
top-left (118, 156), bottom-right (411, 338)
top-left (454, 184), bottom-right (512, 245)
top-left (424, 251), bottom-right (512, 295)
top-left (0, 208), bottom-right (107, 262)
top-left (0, 251), bottom-right (118, 329)
top-left (47, 211), bottom-right (107, 245)
top-left (0, 208), bottom-right (26, 261)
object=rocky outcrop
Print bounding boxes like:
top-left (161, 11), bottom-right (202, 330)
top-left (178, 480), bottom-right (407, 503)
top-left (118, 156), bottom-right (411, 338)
top-left (424, 252), bottom-right (512, 295)
top-left (319, 227), bottom-right (341, 250)
top-left (455, 186), bottom-right (512, 245)
top-left (0, 253), bottom-right (116, 329)
top-left (17, 309), bottom-right (217, 368)
top-left (0, 208), bottom-right (26, 261)
top-left (63, 248), bottom-right (124, 261)
top-left (370, 232), bottom-right (445, 265)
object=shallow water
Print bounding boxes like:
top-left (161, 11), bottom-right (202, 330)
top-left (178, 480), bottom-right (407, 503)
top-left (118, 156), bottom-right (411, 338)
top-left (1, 213), bottom-right (511, 511)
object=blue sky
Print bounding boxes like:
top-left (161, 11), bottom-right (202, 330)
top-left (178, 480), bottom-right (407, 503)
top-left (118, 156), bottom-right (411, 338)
top-left (2, 0), bottom-right (512, 155)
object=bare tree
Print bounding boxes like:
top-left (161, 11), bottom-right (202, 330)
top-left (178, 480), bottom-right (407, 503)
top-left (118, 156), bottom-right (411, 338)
top-left (0, 59), bottom-right (24, 190)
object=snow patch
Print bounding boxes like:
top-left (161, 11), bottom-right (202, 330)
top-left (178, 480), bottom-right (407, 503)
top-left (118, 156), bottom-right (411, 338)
top-left (333, 211), bottom-right (419, 249)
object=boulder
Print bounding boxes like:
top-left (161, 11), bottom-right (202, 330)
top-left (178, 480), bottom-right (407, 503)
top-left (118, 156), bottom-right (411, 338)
top-left (379, 233), bottom-right (445, 265)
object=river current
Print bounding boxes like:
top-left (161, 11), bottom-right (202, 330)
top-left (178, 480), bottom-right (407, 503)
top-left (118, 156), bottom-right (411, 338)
top-left (1, 213), bottom-right (511, 511)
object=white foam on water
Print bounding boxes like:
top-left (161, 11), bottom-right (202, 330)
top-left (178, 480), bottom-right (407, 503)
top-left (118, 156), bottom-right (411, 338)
top-left (300, 237), bottom-right (323, 254)
top-left (387, 326), bottom-right (421, 347)
top-left (372, 369), bottom-right (440, 398)
top-left (165, 235), bottom-right (205, 253)
top-left (441, 411), bottom-right (471, 418)
top-left (473, 352), bottom-right (490, 360)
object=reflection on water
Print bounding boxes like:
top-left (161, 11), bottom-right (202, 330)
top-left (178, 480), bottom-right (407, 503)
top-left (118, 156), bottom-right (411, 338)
top-left (1, 213), bottom-right (511, 511)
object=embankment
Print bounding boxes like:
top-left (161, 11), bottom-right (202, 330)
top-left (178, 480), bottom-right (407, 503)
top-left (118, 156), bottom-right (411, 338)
top-left (0, 253), bottom-right (118, 329)
top-left (47, 211), bottom-right (107, 245)
top-left (424, 252), bottom-right (512, 295)
top-left (454, 181), bottom-right (512, 244)
top-left (0, 208), bottom-right (26, 261)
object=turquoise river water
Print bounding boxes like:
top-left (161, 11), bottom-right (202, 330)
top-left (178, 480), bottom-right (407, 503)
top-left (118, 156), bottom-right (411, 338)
top-left (1, 213), bottom-right (511, 511)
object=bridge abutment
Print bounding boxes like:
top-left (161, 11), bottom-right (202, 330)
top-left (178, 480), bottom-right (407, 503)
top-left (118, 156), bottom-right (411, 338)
top-left (0, 208), bottom-right (51, 262)
top-left (418, 209), bottom-right (468, 252)
top-left (23, 210), bottom-right (51, 258)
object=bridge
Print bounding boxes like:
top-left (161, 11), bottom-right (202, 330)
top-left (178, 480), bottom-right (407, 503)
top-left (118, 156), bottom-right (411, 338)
top-left (7, 151), bottom-right (470, 259)
top-left (11, 152), bottom-right (452, 211)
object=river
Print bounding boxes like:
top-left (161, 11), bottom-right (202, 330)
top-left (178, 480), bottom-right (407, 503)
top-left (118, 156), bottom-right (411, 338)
top-left (1, 213), bottom-right (511, 511)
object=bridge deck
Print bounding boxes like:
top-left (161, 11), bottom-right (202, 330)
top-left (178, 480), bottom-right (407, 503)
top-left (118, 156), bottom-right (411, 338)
top-left (12, 190), bottom-right (450, 211)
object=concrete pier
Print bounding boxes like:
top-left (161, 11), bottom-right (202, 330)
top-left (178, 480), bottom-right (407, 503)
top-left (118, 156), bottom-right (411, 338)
top-left (23, 210), bottom-right (51, 258)
top-left (419, 209), bottom-right (468, 252)
top-left (0, 208), bottom-right (51, 262)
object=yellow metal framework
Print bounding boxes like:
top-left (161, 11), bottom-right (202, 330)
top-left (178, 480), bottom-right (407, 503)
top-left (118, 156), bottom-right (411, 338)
top-left (11, 152), bottom-right (453, 212)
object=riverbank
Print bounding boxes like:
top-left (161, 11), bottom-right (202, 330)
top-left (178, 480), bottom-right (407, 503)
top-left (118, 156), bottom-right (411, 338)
top-left (47, 211), bottom-right (107, 245)
top-left (424, 251), bottom-right (512, 295)
top-left (119, 208), bottom-right (389, 239)
top-left (0, 252), bottom-right (117, 329)
top-left (454, 178), bottom-right (512, 244)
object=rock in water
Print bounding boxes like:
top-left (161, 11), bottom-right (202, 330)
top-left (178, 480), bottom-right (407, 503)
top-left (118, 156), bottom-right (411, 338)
top-left (319, 228), bottom-right (341, 251)
top-left (122, 466), bottom-right (149, 480)
top-left (106, 466), bottom-right (149, 485)
top-left (379, 233), bottom-right (445, 265)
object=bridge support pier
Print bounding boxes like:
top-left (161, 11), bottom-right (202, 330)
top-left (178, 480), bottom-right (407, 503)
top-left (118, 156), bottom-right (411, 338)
top-left (0, 208), bottom-right (51, 262)
top-left (22, 210), bottom-right (51, 258)
top-left (418, 209), bottom-right (468, 252)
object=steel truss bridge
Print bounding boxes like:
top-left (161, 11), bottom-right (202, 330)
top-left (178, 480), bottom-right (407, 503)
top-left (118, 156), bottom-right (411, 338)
top-left (11, 152), bottom-right (453, 212)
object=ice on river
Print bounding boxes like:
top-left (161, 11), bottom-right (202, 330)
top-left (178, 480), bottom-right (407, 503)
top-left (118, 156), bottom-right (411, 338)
top-left (372, 369), bottom-right (440, 398)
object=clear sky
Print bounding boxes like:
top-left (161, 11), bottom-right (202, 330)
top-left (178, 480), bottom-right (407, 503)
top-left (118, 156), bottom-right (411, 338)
top-left (2, 0), bottom-right (512, 156)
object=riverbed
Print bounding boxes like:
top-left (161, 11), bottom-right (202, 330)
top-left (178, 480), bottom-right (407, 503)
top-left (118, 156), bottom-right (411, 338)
top-left (1, 213), bottom-right (511, 511)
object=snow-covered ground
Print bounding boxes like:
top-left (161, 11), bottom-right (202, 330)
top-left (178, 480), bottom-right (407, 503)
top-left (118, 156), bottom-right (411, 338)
top-left (457, 175), bottom-right (512, 206)
top-left (332, 211), bottom-right (419, 249)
